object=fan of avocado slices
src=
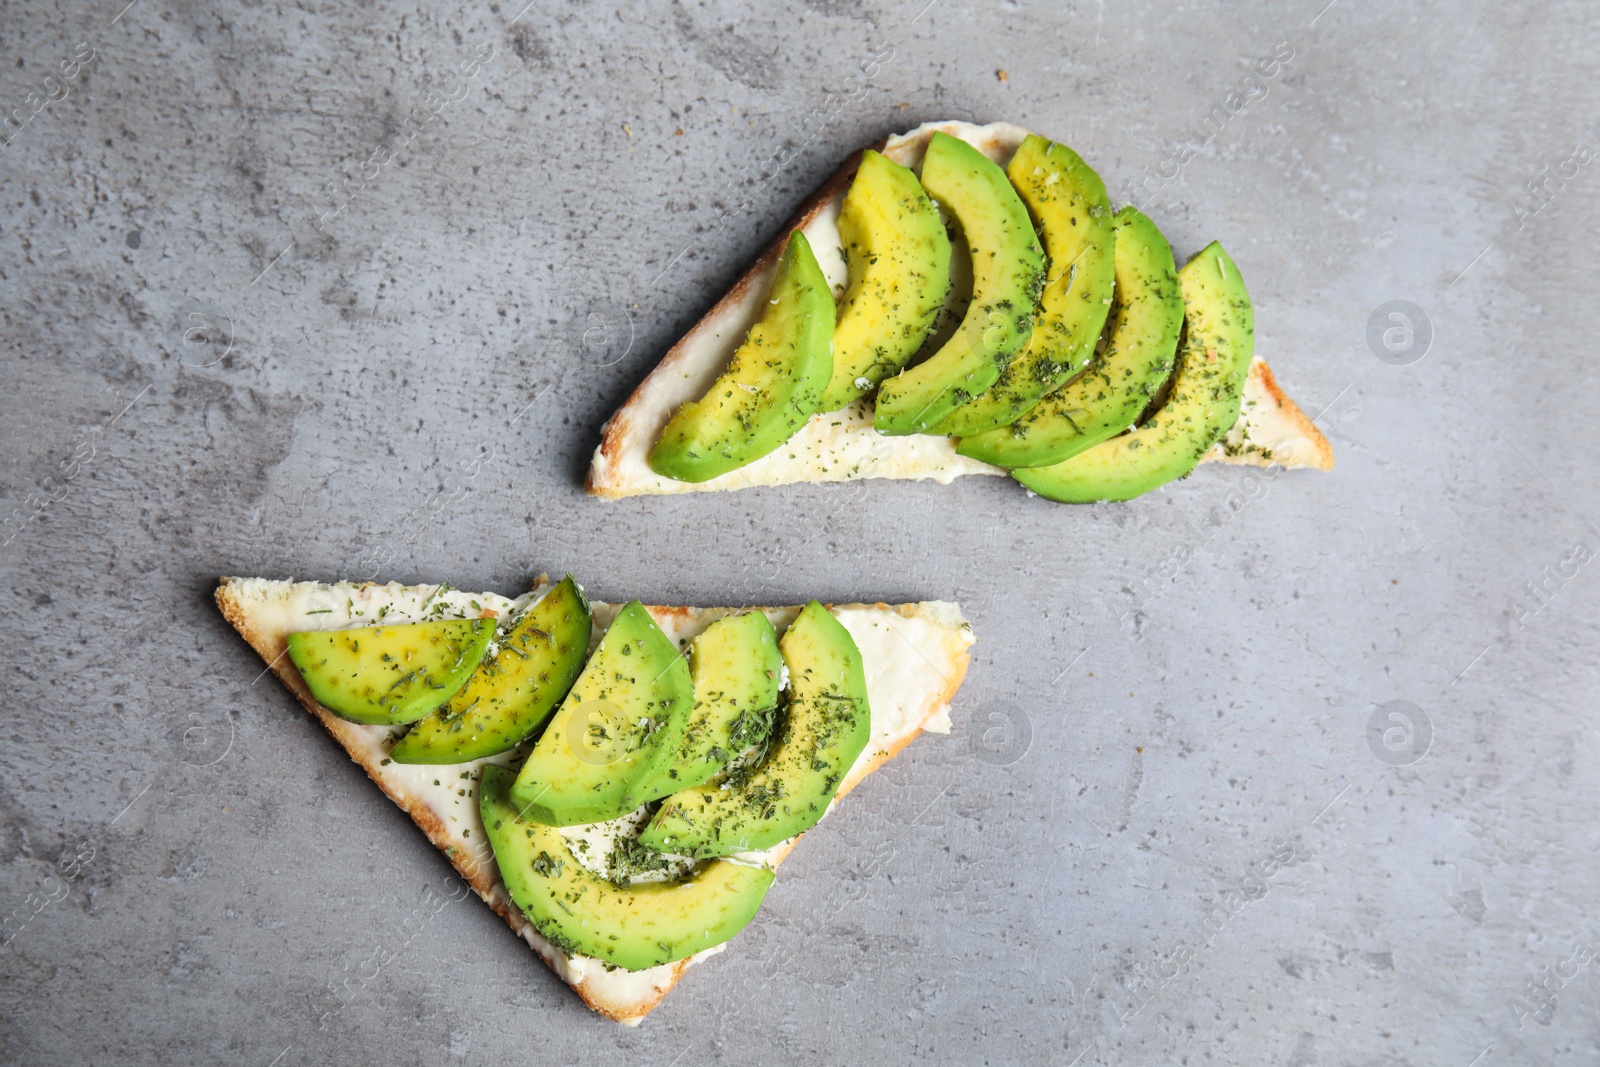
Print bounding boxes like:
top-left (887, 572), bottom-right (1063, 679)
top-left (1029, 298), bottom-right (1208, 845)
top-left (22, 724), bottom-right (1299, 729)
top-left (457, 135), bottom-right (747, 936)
top-left (287, 582), bottom-right (870, 973)
top-left (641, 127), bottom-right (1298, 503)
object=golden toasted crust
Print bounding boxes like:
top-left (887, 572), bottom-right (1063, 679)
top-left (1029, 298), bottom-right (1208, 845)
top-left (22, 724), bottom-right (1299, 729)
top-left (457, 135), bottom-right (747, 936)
top-left (215, 578), bottom-right (970, 1024)
top-left (1257, 358), bottom-right (1334, 471)
top-left (1199, 358), bottom-right (1334, 472)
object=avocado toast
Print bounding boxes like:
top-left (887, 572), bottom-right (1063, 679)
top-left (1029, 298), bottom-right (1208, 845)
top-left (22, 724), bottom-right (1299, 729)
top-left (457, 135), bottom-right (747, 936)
top-left (216, 576), bottom-right (972, 1024)
top-left (589, 120), bottom-right (1332, 499)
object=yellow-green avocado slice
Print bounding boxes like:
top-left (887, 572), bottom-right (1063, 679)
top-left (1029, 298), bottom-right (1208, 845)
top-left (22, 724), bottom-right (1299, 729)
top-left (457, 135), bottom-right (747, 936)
top-left (638, 601), bottom-right (870, 858)
top-left (818, 149), bottom-right (952, 411)
top-left (286, 619), bottom-right (491, 726)
top-left (510, 601), bottom-right (693, 826)
top-left (649, 231), bottom-right (834, 482)
top-left (934, 134), bottom-right (1116, 436)
top-left (661, 611), bottom-right (783, 793)
top-left (479, 765), bottom-right (774, 971)
top-left (389, 576), bottom-right (591, 764)
top-left (873, 132), bottom-right (1045, 436)
top-left (1014, 240), bottom-right (1254, 502)
top-left (957, 206), bottom-right (1183, 468)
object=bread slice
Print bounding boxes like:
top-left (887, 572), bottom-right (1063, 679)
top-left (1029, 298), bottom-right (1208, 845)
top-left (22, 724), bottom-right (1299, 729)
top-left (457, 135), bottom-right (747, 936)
top-left (215, 576), bottom-right (973, 1024)
top-left (588, 120), bottom-right (1333, 499)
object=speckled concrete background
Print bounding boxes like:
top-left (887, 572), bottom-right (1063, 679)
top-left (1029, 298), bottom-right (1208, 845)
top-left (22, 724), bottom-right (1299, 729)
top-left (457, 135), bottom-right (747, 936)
top-left (2, 0), bottom-right (1597, 1063)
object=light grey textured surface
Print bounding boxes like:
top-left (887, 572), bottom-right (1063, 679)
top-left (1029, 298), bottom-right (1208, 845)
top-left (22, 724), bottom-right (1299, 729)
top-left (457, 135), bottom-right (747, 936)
top-left (2, 0), bottom-right (1598, 1063)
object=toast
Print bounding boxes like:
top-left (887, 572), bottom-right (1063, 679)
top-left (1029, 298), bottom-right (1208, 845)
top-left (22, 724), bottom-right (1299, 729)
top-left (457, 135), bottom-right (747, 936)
top-left (588, 120), bottom-right (1333, 499)
top-left (215, 576), bottom-right (973, 1023)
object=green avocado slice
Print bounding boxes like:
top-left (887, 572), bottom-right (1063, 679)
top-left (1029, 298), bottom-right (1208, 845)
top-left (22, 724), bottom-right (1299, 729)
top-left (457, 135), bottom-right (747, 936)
top-left (818, 149), bottom-right (952, 411)
top-left (659, 611), bottom-right (782, 793)
top-left (1014, 240), bottom-right (1254, 502)
top-left (649, 231), bottom-right (835, 482)
top-left (956, 207), bottom-right (1183, 469)
top-left (286, 618), bottom-right (492, 726)
top-left (479, 765), bottom-right (774, 971)
top-left (873, 132), bottom-right (1045, 436)
top-left (389, 577), bottom-right (591, 764)
top-left (934, 135), bottom-right (1116, 436)
top-left (638, 602), bottom-right (871, 859)
top-left (509, 601), bottom-right (693, 826)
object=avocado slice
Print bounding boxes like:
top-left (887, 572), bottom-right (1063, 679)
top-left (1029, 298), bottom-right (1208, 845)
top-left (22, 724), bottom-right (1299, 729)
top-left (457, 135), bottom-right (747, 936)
top-left (479, 765), bottom-right (774, 971)
top-left (818, 150), bottom-right (952, 411)
top-left (661, 611), bottom-right (783, 793)
top-left (649, 231), bottom-right (835, 482)
top-left (286, 618), bottom-right (492, 726)
top-left (873, 132), bottom-right (1045, 436)
top-left (389, 577), bottom-right (591, 764)
top-left (934, 135), bottom-right (1116, 436)
top-left (510, 601), bottom-right (693, 826)
top-left (957, 206), bottom-right (1183, 468)
top-left (639, 602), bottom-right (870, 858)
top-left (1014, 240), bottom-right (1254, 502)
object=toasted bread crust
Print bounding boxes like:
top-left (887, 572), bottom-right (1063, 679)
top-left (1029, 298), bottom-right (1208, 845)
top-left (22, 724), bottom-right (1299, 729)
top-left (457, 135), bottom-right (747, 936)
top-left (1249, 358), bottom-right (1335, 471)
top-left (216, 578), bottom-right (970, 1023)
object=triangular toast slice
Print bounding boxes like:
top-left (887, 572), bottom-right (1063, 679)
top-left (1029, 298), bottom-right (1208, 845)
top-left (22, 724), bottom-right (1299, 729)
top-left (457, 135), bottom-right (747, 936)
top-left (215, 576), bottom-right (973, 1024)
top-left (589, 120), bottom-right (1333, 499)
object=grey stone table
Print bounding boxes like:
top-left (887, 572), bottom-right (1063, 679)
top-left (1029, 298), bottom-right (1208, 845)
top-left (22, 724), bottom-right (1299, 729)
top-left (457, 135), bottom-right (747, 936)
top-left (3, 1), bottom-right (1597, 1063)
